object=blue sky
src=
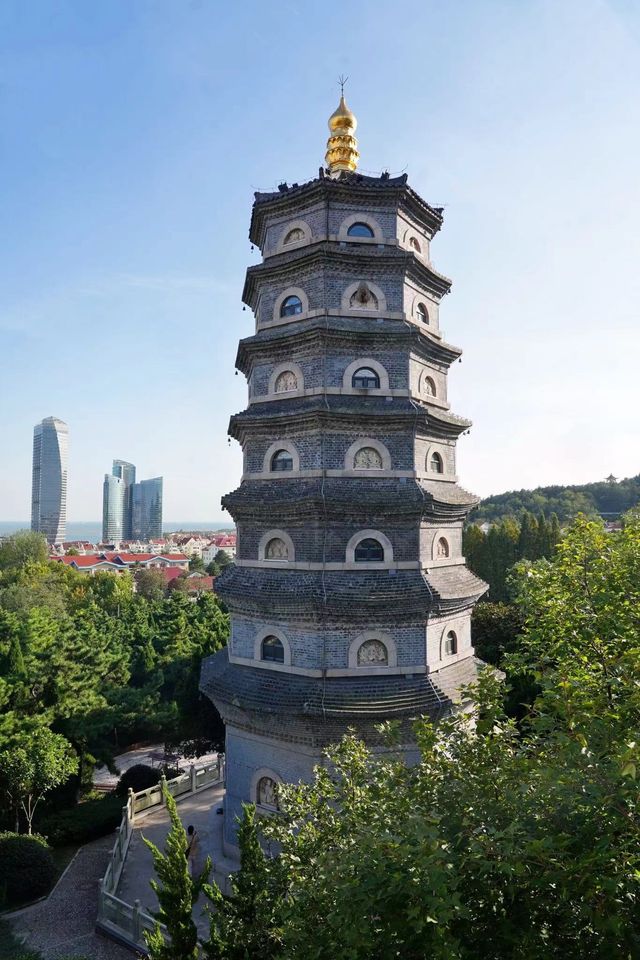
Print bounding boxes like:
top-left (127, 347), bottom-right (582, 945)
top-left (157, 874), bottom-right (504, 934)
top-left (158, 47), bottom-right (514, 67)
top-left (1, 0), bottom-right (639, 522)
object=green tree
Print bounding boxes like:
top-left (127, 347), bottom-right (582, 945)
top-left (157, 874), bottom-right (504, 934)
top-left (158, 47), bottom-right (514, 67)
top-left (135, 567), bottom-right (167, 602)
top-left (143, 786), bottom-right (210, 960)
top-left (244, 514), bottom-right (640, 959)
top-left (204, 803), bottom-right (283, 960)
top-left (0, 729), bottom-right (77, 833)
top-left (0, 532), bottom-right (48, 575)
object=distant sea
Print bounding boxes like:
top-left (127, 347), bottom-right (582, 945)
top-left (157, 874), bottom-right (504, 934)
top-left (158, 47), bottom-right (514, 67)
top-left (0, 521), bottom-right (234, 542)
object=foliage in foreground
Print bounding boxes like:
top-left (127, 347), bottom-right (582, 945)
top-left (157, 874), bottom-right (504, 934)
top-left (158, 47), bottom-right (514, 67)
top-left (143, 787), bottom-right (211, 960)
top-left (147, 514), bottom-right (640, 958)
top-left (204, 803), bottom-right (283, 960)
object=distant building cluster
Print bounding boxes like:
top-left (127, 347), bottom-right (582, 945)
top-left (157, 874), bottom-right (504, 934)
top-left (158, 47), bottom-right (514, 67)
top-left (48, 530), bottom-right (236, 597)
top-left (103, 459), bottom-right (163, 542)
top-left (28, 417), bottom-right (234, 569)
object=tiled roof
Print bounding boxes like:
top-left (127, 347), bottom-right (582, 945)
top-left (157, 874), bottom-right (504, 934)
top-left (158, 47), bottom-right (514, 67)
top-left (102, 552), bottom-right (188, 563)
top-left (201, 648), bottom-right (488, 724)
top-left (223, 477), bottom-right (478, 523)
top-left (215, 565), bottom-right (482, 621)
top-left (55, 556), bottom-right (117, 569)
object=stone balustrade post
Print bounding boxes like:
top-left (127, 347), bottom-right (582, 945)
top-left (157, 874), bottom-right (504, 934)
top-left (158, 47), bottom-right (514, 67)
top-left (160, 772), bottom-right (168, 806)
top-left (97, 879), bottom-right (104, 920)
top-left (190, 763), bottom-right (196, 793)
top-left (132, 898), bottom-right (141, 942)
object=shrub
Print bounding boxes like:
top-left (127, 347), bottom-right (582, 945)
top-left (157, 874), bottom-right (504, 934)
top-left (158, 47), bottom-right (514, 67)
top-left (38, 795), bottom-right (123, 846)
top-left (115, 763), bottom-right (162, 797)
top-left (0, 832), bottom-right (56, 907)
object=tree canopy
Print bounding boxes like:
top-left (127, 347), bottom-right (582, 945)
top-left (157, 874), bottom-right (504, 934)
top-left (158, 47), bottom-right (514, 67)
top-left (160, 512), bottom-right (640, 960)
top-left (470, 474), bottom-right (640, 524)
top-left (0, 547), bottom-right (229, 831)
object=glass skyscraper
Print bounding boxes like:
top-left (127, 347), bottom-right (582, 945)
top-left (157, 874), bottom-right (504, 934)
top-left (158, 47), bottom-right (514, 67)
top-left (131, 477), bottom-right (163, 539)
top-left (102, 461), bottom-right (162, 542)
top-left (31, 417), bottom-right (69, 545)
top-left (112, 460), bottom-right (136, 538)
top-left (102, 474), bottom-right (126, 542)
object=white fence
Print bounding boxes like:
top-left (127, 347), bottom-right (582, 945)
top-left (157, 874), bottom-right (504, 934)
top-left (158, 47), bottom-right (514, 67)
top-left (96, 757), bottom-right (224, 953)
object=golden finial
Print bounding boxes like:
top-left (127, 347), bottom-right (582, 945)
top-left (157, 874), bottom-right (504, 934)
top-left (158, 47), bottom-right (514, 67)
top-left (325, 77), bottom-right (359, 175)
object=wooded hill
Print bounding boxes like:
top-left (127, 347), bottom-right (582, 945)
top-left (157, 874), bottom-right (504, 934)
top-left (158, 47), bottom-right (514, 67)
top-left (470, 474), bottom-right (640, 524)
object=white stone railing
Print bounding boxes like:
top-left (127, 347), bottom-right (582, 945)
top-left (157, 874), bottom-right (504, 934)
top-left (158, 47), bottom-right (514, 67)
top-left (96, 756), bottom-right (224, 953)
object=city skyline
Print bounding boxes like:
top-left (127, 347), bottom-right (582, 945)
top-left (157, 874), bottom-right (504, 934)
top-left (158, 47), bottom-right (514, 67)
top-left (2, 1), bottom-right (640, 521)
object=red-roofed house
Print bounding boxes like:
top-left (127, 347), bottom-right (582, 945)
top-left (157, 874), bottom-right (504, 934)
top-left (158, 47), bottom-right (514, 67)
top-left (52, 553), bottom-right (189, 575)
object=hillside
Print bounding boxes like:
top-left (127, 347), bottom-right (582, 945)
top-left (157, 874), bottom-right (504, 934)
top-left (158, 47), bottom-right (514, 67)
top-left (471, 474), bottom-right (640, 524)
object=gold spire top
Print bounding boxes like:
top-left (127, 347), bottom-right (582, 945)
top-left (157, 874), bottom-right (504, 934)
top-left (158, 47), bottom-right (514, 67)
top-left (325, 80), bottom-right (359, 174)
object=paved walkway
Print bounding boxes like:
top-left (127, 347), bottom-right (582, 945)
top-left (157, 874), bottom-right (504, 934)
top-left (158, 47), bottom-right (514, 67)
top-left (9, 835), bottom-right (132, 960)
top-left (117, 783), bottom-right (235, 938)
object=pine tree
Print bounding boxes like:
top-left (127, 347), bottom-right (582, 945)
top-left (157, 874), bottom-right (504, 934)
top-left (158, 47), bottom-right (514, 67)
top-left (517, 510), bottom-right (538, 560)
top-left (203, 803), bottom-right (282, 960)
top-left (144, 786), bottom-right (210, 960)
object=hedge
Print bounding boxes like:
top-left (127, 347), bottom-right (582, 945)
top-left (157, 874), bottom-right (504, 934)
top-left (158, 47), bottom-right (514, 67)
top-left (115, 763), bottom-right (161, 797)
top-left (0, 832), bottom-right (56, 907)
top-left (38, 795), bottom-right (123, 846)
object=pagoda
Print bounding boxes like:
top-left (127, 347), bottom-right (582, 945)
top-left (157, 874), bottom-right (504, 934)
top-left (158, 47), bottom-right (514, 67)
top-left (201, 94), bottom-right (488, 852)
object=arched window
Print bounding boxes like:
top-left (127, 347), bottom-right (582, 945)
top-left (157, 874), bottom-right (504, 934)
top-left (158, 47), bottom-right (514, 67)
top-left (352, 367), bottom-right (380, 389)
top-left (349, 282), bottom-right (378, 310)
top-left (283, 227), bottom-right (305, 245)
top-left (261, 635), bottom-right (285, 663)
top-left (280, 295), bottom-right (303, 317)
top-left (347, 222), bottom-right (375, 238)
top-left (436, 537), bottom-right (450, 558)
top-left (430, 452), bottom-right (444, 474)
top-left (353, 446), bottom-right (383, 469)
top-left (423, 376), bottom-right (436, 397)
top-left (409, 236), bottom-right (421, 253)
top-left (354, 538), bottom-right (384, 562)
top-left (416, 303), bottom-right (429, 325)
top-left (444, 631), bottom-right (457, 656)
top-left (257, 776), bottom-right (279, 809)
top-left (271, 449), bottom-right (294, 472)
top-left (357, 639), bottom-right (388, 666)
top-left (265, 537), bottom-right (289, 560)
top-left (274, 370), bottom-right (298, 393)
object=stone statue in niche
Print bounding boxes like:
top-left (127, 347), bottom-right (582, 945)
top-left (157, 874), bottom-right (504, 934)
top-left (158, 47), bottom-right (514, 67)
top-left (354, 446), bottom-right (383, 469)
top-left (349, 281), bottom-right (378, 310)
top-left (437, 537), bottom-right (449, 558)
top-left (423, 376), bottom-right (435, 397)
top-left (357, 639), bottom-right (388, 665)
top-left (284, 227), bottom-right (305, 244)
top-left (258, 776), bottom-right (278, 808)
top-left (275, 370), bottom-right (298, 393)
top-left (265, 537), bottom-right (288, 560)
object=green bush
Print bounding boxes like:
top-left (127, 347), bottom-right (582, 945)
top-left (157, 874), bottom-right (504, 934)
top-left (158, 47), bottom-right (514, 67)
top-left (0, 832), bottom-right (56, 907)
top-left (115, 763), bottom-right (161, 797)
top-left (38, 795), bottom-right (123, 846)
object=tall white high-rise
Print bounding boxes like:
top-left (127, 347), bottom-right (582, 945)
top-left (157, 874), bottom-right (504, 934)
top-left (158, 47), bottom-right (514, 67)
top-left (31, 417), bottom-right (69, 545)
